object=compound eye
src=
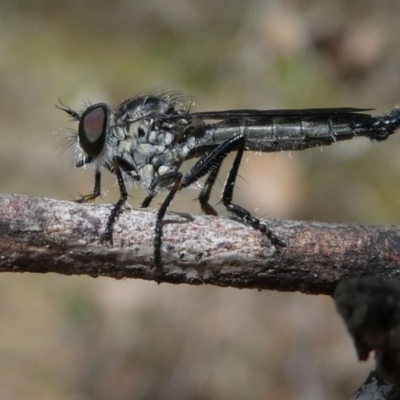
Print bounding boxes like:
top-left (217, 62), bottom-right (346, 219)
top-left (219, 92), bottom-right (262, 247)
top-left (84, 107), bottom-right (105, 142)
top-left (79, 104), bottom-right (109, 157)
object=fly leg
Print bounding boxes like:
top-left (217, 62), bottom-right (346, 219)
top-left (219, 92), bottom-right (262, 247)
top-left (154, 134), bottom-right (285, 272)
top-left (140, 170), bottom-right (181, 209)
top-left (141, 193), bottom-right (155, 208)
top-left (138, 172), bottom-right (192, 273)
top-left (153, 172), bottom-right (184, 270)
top-left (222, 146), bottom-right (286, 249)
top-left (73, 157), bottom-right (103, 203)
top-left (76, 169), bottom-right (102, 203)
top-left (58, 103), bottom-right (103, 203)
top-left (197, 161), bottom-right (223, 216)
top-left (154, 134), bottom-right (246, 271)
top-left (101, 156), bottom-right (139, 243)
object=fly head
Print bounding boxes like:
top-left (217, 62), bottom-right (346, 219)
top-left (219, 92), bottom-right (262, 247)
top-left (79, 103), bottom-right (110, 158)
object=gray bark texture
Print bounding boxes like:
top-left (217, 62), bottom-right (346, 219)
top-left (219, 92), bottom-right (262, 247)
top-left (1, 193), bottom-right (400, 294)
top-left (1, 193), bottom-right (400, 397)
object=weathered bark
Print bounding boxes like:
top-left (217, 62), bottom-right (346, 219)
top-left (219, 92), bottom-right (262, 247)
top-left (2, 193), bottom-right (400, 396)
top-left (1, 193), bottom-right (400, 294)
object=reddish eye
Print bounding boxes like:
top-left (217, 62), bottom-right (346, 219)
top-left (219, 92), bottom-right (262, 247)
top-left (79, 103), bottom-right (109, 157)
top-left (84, 107), bottom-right (105, 142)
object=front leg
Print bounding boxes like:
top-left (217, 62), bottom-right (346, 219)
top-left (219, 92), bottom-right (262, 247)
top-left (76, 169), bottom-right (102, 203)
top-left (74, 157), bottom-right (102, 203)
top-left (101, 156), bottom-right (128, 243)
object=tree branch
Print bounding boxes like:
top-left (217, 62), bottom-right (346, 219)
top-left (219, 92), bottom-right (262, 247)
top-left (1, 193), bottom-right (400, 294)
top-left (3, 194), bottom-right (400, 395)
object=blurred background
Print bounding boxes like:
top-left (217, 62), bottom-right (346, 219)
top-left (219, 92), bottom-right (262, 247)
top-left (1, 1), bottom-right (400, 399)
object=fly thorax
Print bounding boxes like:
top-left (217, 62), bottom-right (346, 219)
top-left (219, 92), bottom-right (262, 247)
top-left (131, 143), bottom-right (160, 167)
top-left (112, 125), bottom-right (127, 141)
top-left (153, 131), bottom-right (174, 146)
top-left (135, 122), bottom-right (176, 147)
top-left (132, 122), bottom-right (152, 143)
top-left (157, 165), bottom-right (171, 176)
top-left (139, 164), bottom-right (155, 191)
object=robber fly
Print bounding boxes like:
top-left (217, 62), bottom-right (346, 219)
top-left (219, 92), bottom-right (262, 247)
top-left (57, 91), bottom-right (400, 270)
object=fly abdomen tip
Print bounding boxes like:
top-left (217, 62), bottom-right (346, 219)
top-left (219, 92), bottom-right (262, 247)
top-left (384, 107), bottom-right (400, 136)
top-left (370, 107), bottom-right (400, 141)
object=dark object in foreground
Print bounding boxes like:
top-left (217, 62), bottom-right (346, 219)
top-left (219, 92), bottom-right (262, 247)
top-left (334, 278), bottom-right (400, 385)
top-left (57, 92), bottom-right (400, 269)
top-left (351, 371), bottom-right (400, 400)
